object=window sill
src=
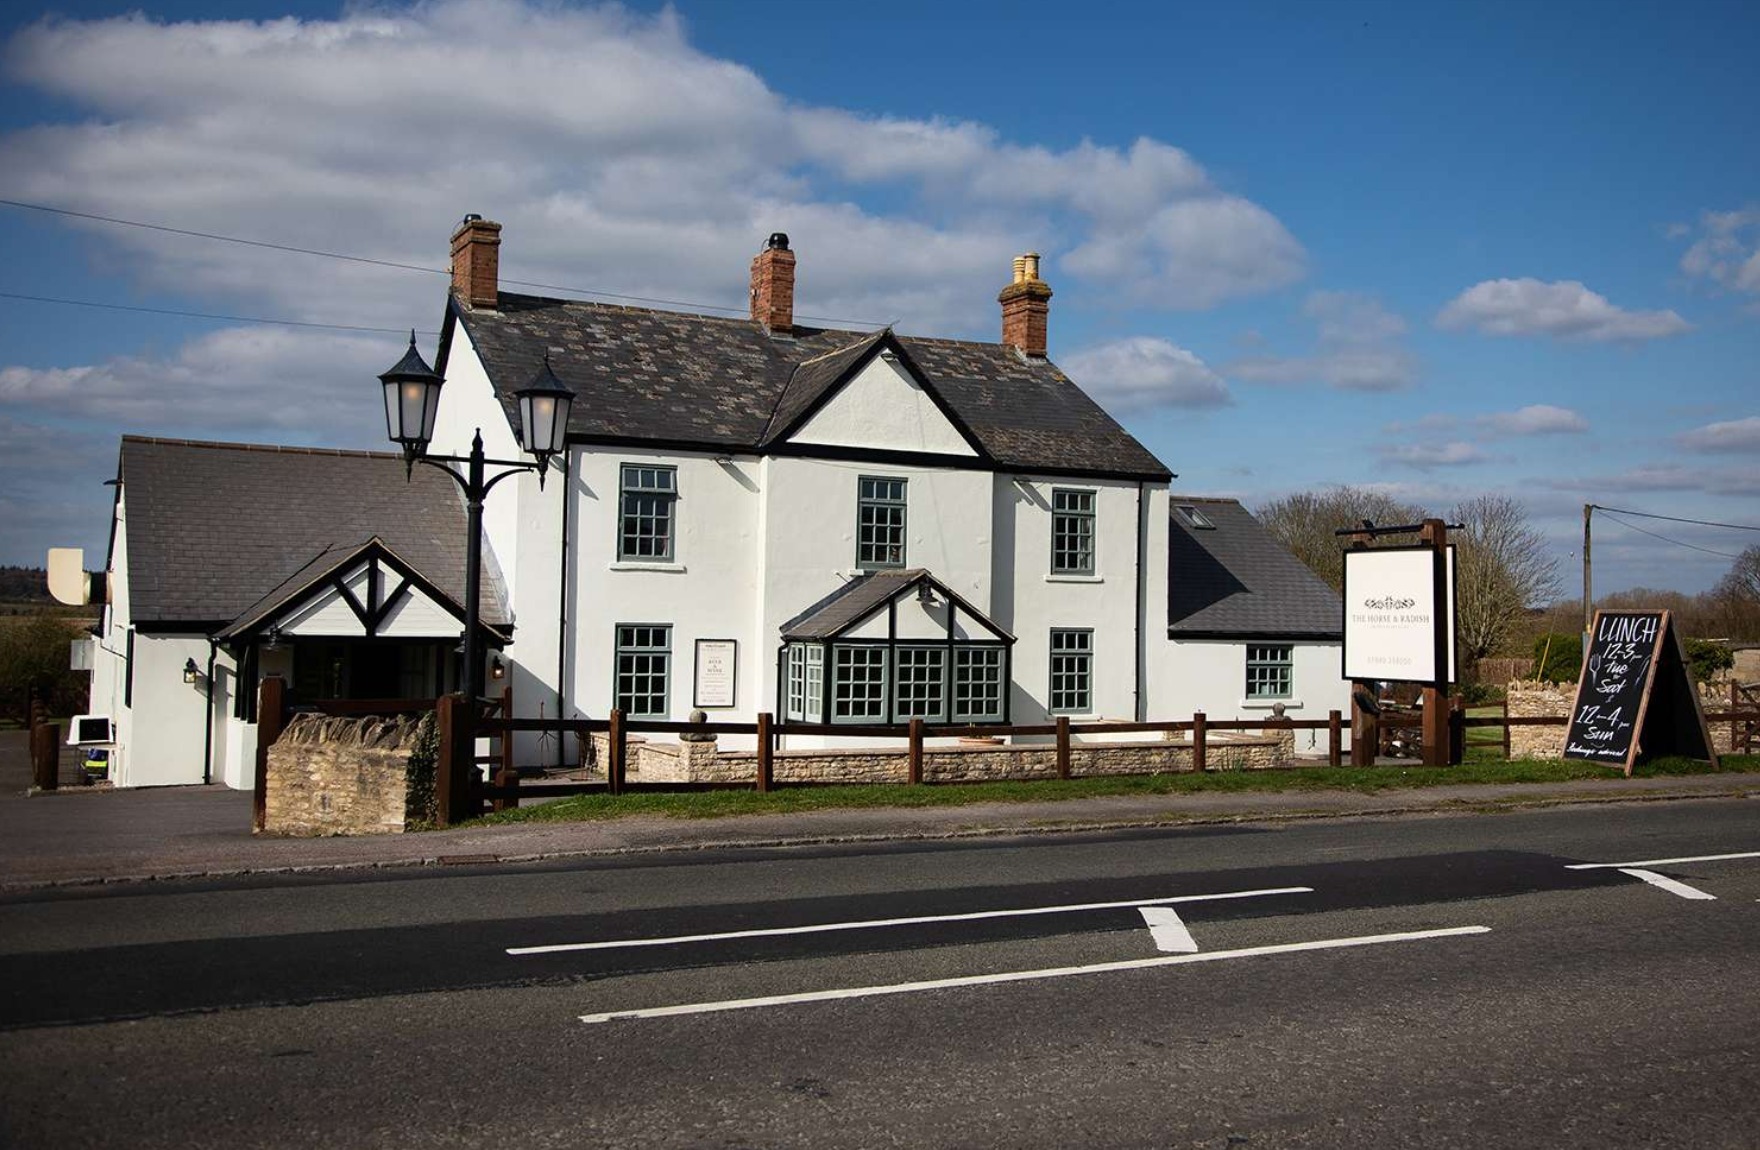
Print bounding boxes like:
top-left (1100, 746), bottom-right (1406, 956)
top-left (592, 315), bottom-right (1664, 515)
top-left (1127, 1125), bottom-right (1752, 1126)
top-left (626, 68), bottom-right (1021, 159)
top-left (1044, 573), bottom-right (1103, 584)
top-left (609, 561), bottom-right (686, 573)
top-left (1239, 698), bottom-right (1303, 710)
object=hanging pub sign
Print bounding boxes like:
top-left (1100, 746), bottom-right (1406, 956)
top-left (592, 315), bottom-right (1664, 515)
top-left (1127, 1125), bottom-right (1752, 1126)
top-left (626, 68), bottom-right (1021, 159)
top-left (1341, 545), bottom-right (1457, 687)
top-left (1563, 610), bottom-right (1719, 776)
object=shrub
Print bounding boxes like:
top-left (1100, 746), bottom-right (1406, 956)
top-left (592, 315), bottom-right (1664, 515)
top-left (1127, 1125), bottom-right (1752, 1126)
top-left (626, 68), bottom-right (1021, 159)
top-left (1682, 638), bottom-right (1734, 683)
top-left (1458, 680), bottom-right (1505, 706)
top-left (404, 711), bottom-right (439, 828)
top-left (1531, 632), bottom-right (1583, 684)
top-left (0, 614), bottom-right (89, 724)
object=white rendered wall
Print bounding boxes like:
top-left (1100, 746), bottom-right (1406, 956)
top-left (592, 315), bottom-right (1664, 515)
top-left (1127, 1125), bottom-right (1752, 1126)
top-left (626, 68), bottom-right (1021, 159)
top-left (569, 447), bottom-right (764, 747)
top-left (1156, 638), bottom-right (1352, 752)
top-left (1000, 476), bottom-right (1158, 724)
top-left (788, 356), bottom-right (978, 456)
top-left (118, 634), bottom-right (212, 787)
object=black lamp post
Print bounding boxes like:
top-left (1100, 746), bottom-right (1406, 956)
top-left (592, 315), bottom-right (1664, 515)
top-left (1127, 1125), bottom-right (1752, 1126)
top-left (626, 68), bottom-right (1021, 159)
top-left (378, 333), bottom-right (573, 702)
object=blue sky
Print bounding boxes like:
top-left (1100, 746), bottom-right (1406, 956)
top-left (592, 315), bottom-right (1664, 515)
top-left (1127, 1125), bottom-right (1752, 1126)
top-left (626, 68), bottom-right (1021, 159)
top-left (1, 0), bottom-right (1756, 595)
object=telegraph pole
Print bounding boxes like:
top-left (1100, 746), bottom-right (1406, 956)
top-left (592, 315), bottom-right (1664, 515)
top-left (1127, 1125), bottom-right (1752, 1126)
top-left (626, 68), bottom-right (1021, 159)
top-left (1582, 504), bottom-right (1593, 640)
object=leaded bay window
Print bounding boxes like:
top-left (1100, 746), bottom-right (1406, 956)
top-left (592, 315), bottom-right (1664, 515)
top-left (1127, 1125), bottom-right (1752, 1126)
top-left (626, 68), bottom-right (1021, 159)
top-left (614, 624), bottom-right (671, 716)
top-left (953, 647), bottom-right (1005, 722)
top-left (893, 646), bottom-right (947, 721)
top-left (1051, 488), bottom-right (1096, 574)
top-left (832, 645), bottom-right (888, 721)
top-left (781, 572), bottom-right (1014, 726)
top-left (1246, 644), bottom-right (1293, 700)
top-left (856, 476), bottom-right (906, 569)
top-left (1049, 628), bottom-right (1093, 714)
top-left (619, 464), bottom-right (677, 561)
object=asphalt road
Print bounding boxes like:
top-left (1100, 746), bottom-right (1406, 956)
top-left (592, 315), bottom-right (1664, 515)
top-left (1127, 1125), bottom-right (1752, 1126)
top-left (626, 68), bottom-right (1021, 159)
top-left (2, 799), bottom-right (1756, 1148)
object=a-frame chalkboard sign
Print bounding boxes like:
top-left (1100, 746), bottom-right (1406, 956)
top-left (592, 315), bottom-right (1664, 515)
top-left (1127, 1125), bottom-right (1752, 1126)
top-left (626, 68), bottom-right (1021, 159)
top-left (1563, 610), bottom-right (1720, 776)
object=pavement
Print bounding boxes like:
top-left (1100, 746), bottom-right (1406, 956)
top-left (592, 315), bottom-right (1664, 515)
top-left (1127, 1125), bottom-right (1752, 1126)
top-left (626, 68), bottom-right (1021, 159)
top-left (4, 728), bottom-right (1758, 889)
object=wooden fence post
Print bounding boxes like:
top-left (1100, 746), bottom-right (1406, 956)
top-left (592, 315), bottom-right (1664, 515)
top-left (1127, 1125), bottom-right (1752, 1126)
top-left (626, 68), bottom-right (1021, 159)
top-left (1350, 684), bottom-right (1377, 767)
top-left (1448, 697), bottom-right (1465, 765)
top-left (907, 718), bottom-right (924, 784)
top-left (606, 709), bottom-right (626, 796)
top-left (31, 723), bottom-right (59, 791)
top-left (252, 675), bottom-right (286, 832)
top-left (1192, 711), bottom-right (1208, 773)
top-left (1328, 709), bottom-right (1342, 767)
top-left (756, 711), bottom-right (773, 793)
top-left (499, 683), bottom-right (514, 779)
top-left (1501, 700), bottom-right (1512, 761)
top-left (1733, 681), bottom-right (1741, 753)
top-left (1055, 715), bottom-right (1071, 779)
top-left (491, 763), bottom-right (520, 813)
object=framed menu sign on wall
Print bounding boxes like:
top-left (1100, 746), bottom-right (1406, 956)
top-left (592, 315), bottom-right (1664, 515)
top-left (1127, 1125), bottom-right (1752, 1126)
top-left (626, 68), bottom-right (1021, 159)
top-left (1563, 610), bottom-right (1719, 776)
top-left (693, 639), bottom-right (737, 709)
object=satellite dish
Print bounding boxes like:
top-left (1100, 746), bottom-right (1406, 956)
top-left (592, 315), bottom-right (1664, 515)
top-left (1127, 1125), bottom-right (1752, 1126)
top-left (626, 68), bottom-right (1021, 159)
top-left (47, 548), bottom-right (89, 606)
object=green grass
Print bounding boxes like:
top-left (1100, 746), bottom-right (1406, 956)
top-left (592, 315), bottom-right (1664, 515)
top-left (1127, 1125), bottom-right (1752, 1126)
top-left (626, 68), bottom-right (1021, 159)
top-left (466, 753), bottom-right (1758, 827)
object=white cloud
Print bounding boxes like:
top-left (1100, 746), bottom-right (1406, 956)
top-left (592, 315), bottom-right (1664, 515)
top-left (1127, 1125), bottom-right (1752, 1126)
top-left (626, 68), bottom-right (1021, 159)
top-left (1436, 278), bottom-right (1691, 342)
top-left (0, 326), bottom-right (388, 439)
top-left (1060, 337), bottom-right (1232, 413)
top-left (1676, 415), bottom-right (1760, 453)
top-left (0, 1), bottom-right (1305, 334)
top-left (1378, 442), bottom-right (1486, 470)
top-left (1677, 206), bottom-right (1760, 296)
top-left (1225, 291), bottom-right (1415, 391)
top-left (1478, 405), bottom-right (1589, 436)
top-left (1541, 463), bottom-right (1760, 498)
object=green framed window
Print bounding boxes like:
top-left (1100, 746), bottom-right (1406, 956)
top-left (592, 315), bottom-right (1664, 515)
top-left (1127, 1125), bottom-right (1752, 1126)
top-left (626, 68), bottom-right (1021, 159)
top-left (1051, 488), bottom-right (1095, 574)
top-left (1246, 644), bottom-right (1293, 699)
top-left (619, 465), bottom-right (677, 561)
top-left (1049, 628), bottom-right (1093, 714)
top-left (856, 476), bottom-right (907, 569)
top-left (614, 624), bottom-right (671, 717)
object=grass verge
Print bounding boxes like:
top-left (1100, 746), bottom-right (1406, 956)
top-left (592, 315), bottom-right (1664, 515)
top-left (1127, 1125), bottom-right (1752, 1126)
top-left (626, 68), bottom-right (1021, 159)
top-left (469, 753), bottom-right (1758, 827)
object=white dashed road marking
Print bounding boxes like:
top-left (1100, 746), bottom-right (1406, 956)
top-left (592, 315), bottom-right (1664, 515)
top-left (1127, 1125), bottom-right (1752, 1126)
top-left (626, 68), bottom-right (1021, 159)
top-left (1137, 906), bottom-right (1199, 953)
top-left (1617, 868), bottom-right (1717, 900)
top-left (1565, 851), bottom-right (1760, 870)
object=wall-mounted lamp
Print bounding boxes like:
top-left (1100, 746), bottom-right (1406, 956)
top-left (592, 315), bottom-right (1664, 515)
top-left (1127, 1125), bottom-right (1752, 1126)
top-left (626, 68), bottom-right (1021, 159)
top-left (264, 625), bottom-right (283, 652)
top-left (916, 582), bottom-right (938, 607)
top-left (490, 655), bottom-right (506, 682)
top-left (182, 658), bottom-right (201, 685)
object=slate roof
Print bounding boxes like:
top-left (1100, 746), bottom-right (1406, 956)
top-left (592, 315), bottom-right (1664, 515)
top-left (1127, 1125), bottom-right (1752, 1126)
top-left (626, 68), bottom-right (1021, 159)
top-left (1167, 497), bottom-right (1342, 639)
top-left (780, 568), bottom-right (1011, 642)
top-left (117, 437), bottom-right (510, 631)
top-left (448, 293), bottom-right (1172, 482)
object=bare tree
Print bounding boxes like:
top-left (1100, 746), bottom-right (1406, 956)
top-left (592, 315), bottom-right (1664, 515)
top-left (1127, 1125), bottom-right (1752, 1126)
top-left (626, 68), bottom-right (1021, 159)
top-left (1450, 494), bottom-right (1561, 667)
top-left (1254, 486), bottom-right (1427, 592)
top-left (1710, 545), bottom-right (1760, 641)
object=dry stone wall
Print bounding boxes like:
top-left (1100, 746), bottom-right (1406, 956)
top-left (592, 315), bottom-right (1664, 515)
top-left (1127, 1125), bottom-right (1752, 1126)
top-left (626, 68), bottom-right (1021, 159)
top-left (596, 726), bottom-right (1294, 786)
top-left (263, 714), bottom-right (425, 835)
top-left (1506, 679), bottom-right (1740, 759)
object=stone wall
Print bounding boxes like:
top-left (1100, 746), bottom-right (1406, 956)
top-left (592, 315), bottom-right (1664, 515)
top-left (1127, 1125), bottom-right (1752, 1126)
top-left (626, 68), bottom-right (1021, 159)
top-left (1506, 679), bottom-right (1741, 760)
top-left (263, 713), bottom-right (424, 835)
top-left (594, 725), bottom-right (1295, 786)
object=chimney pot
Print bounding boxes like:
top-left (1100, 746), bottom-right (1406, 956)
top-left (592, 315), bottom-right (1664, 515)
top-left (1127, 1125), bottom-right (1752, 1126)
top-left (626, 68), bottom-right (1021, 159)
top-left (751, 232), bottom-right (797, 334)
top-left (998, 253), bottom-right (1053, 357)
top-left (450, 215), bottom-right (502, 311)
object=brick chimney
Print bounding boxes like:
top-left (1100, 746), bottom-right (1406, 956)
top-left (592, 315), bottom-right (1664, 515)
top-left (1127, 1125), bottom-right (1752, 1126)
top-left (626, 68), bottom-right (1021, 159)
top-left (750, 232), bottom-right (795, 333)
top-left (998, 252), bottom-right (1053, 357)
top-left (450, 214), bottom-right (502, 310)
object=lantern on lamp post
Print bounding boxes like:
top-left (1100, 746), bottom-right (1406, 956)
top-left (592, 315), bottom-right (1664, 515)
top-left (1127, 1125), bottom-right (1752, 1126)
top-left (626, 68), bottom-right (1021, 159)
top-left (375, 334), bottom-right (573, 702)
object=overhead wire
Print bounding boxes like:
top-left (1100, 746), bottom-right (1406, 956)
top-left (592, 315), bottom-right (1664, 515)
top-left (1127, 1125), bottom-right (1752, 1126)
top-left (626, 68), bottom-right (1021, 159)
top-left (1596, 510), bottom-right (1743, 560)
top-left (0, 291), bottom-right (438, 336)
top-left (1589, 503), bottom-right (1760, 533)
top-left (0, 196), bottom-right (885, 328)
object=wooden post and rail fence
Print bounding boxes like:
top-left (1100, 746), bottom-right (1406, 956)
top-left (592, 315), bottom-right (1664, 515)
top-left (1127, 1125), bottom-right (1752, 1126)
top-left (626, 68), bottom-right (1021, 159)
top-left (249, 675), bottom-right (1760, 830)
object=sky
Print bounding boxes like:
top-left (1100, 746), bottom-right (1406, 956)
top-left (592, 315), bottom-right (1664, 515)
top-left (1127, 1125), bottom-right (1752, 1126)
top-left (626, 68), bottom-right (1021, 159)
top-left (0, 0), bottom-right (1756, 597)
